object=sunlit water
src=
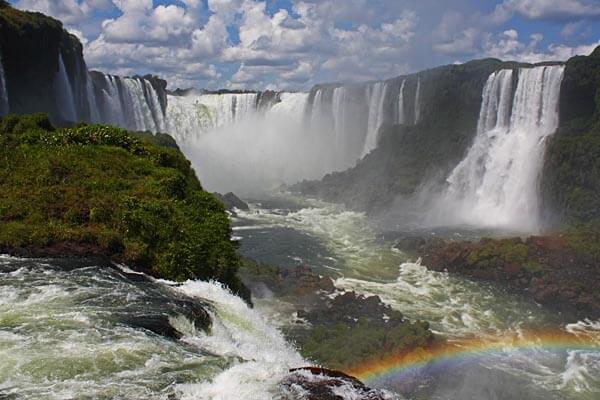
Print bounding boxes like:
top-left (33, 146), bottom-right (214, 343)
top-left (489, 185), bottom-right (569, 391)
top-left (233, 193), bottom-right (600, 400)
top-left (1, 193), bottom-right (598, 399)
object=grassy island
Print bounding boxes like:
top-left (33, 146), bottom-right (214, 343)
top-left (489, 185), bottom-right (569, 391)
top-left (0, 114), bottom-right (250, 301)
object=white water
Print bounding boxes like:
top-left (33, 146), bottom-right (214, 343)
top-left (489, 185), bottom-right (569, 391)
top-left (54, 54), bottom-right (78, 122)
top-left (397, 79), bottom-right (406, 124)
top-left (233, 194), bottom-right (600, 399)
top-left (0, 51), bottom-right (8, 116)
top-left (0, 256), bottom-right (310, 399)
top-left (431, 65), bottom-right (565, 231)
top-left (362, 82), bottom-right (389, 156)
top-left (166, 93), bottom-right (259, 142)
top-left (414, 77), bottom-right (421, 124)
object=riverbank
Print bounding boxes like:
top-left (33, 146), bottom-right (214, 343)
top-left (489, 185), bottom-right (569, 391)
top-left (399, 232), bottom-right (600, 320)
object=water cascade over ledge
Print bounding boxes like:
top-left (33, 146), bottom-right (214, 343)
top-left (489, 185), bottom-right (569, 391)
top-left (430, 65), bottom-right (565, 231)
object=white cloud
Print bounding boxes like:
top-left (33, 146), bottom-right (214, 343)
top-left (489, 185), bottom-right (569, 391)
top-left (492, 0), bottom-right (600, 22)
top-left (15, 0), bottom-right (111, 24)
top-left (480, 28), bottom-right (599, 62)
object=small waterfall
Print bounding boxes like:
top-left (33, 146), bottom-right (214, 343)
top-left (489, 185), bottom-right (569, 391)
top-left (362, 81), bottom-right (388, 156)
top-left (0, 51), bottom-right (8, 116)
top-left (86, 73), bottom-right (101, 123)
top-left (332, 87), bottom-right (350, 149)
top-left (397, 79), bottom-right (406, 124)
top-left (437, 65), bottom-right (565, 230)
top-left (414, 77), bottom-right (421, 125)
top-left (54, 53), bottom-right (78, 122)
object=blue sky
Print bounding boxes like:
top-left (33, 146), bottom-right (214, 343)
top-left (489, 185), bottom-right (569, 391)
top-left (11, 0), bottom-right (600, 90)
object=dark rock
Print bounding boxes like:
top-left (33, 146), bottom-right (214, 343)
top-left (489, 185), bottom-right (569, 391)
top-left (421, 234), bottom-right (600, 320)
top-left (123, 315), bottom-right (183, 340)
top-left (213, 192), bottom-right (249, 212)
top-left (280, 367), bottom-right (401, 400)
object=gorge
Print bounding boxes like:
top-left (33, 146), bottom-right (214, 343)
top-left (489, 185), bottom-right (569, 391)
top-left (0, 2), bottom-right (599, 400)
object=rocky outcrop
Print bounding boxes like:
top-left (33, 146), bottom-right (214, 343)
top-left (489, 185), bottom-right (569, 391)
top-left (241, 260), bottom-right (434, 372)
top-left (280, 367), bottom-right (401, 400)
top-left (540, 46), bottom-right (600, 227)
top-left (418, 234), bottom-right (600, 320)
top-left (0, 2), bottom-right (90, 123)
top-left (213, 192), bottom-right (250, 212)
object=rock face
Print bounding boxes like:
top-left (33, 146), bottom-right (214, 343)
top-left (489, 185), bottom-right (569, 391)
top-left (420, 234), bottom-right (600, 320)
top-left (540, 46), bottom-right (600, 227)
top-left (213, 192), bottom-right (250, 212)
top-left (280, 367), bottom-right (402, 400)
top-left (0, 3), bottom-right (89, 122)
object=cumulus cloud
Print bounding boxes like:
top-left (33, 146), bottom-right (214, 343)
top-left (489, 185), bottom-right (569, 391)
top-left (12, 0), bottom-right (600, 89)
top-left (480, 28), bottom-right (599, 62)
top-left (492, 0), bottom-right (600, 22)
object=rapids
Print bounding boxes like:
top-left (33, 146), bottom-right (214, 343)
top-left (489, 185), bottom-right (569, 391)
top-left (232, 193), bottom-right (600, 400)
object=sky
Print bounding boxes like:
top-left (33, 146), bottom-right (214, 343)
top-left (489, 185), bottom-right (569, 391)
top-left (11, 0), bottom-right (600, 90)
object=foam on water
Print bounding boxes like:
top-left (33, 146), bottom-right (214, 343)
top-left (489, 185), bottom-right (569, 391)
top-left (0, 257), bottom-right (309, 399)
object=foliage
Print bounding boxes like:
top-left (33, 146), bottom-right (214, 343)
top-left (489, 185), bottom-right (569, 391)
top-left (541, 46), bottom-right (600, 228)
top-left (0, 114), bottom-right (250, 302)
top-left (292, 319), bottom-right (433, 371)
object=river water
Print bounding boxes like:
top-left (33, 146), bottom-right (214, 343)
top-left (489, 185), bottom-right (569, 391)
top-left (233, 193), bottom-right (600, 400)
top-left (1, 193), bottom-right (599, 399)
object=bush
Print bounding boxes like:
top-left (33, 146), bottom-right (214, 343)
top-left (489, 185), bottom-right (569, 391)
top-left (0, 114), bottom-right (250, 302)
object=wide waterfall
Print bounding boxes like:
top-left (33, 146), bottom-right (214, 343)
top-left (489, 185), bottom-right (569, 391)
top-left (432, 65), bottom-right (565, 230)
top-left (0, 51), bottom-right (8, 116)
top-left (54, 54), bottom-right (78, 122)
top-left (90, 74), bottom-right (166, 132)
top-left (165, 92), bottom-right (259, 143)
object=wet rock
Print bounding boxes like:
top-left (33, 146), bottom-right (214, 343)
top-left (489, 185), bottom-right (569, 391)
top-left (280, 367), bottom-right (401, 400)
top-left (213, 192), bottom-right (249, 212)
top-left (421, 235), bottom-right (600, 320)
top-left (124, 315), bottom-right (183, 339)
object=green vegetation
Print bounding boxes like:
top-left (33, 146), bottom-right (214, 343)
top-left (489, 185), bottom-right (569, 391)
top-left (293, 319), bottom-right (433, 371)
top-left (542, 46), bottom-right (600, 228)
top-left (466, 238), bottom-right (529, 267)
top-left (0, 114), bottom-right (250, 302)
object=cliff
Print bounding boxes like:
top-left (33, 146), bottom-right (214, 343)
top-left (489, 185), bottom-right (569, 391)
top-left (541, 46), bottom-right (600, 228)
top-left (293, 58), bottom-right (530, 214)
top-left (0, 3), bottom-right (169, 129)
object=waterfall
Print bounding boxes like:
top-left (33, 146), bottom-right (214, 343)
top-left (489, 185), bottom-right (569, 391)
top-left (165, 93), bottom-right (259, 142)
top-left (54, 54), bottom-right (78, 122)
top-left (362, 82), bottom-right (388, 156)
top-left (86, 73), bottom-right (101, 123)
top-left (397, 79), bottom-right (406, 124)
top-left (414, 77), bottom-right (421, 125)
top-left (437, 65), bottom-right (565, 230)
top-left (0, 51), bottom-right (8, 116)
top-left (332, 87), bottom-right (350, 149)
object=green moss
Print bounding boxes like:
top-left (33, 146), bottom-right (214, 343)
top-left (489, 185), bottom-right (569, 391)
top-left (292, 319), bottom-right (433, 371)
top-left (466, 239), bottom-right (529, 266)
top-left (0, 114), bottom-right (250, 302)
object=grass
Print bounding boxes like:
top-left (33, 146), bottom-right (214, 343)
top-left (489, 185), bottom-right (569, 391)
top-left (0, 114), bottom-right (250, 302)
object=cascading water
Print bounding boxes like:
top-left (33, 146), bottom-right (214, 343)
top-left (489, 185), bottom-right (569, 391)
top-left (414, 77), bottom-right (421, 125)
top-left (166, 93), bottom-right (259, 142)
top-left (433, 65), bottom-right (565, 230)
top-left (396, 80), bottom-right (406, 125)
top-left (54, 54), bottom-right (78, 122)
top-left (362, 82), bottom-right (388, 156)
top-left (86, 73), bottom-right (101, 124)
top-left (0, 52), bottom-right (8, 116)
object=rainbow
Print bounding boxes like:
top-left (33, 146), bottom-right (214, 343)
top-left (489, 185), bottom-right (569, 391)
top-left (347, 329), bottom-right (600, 383)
